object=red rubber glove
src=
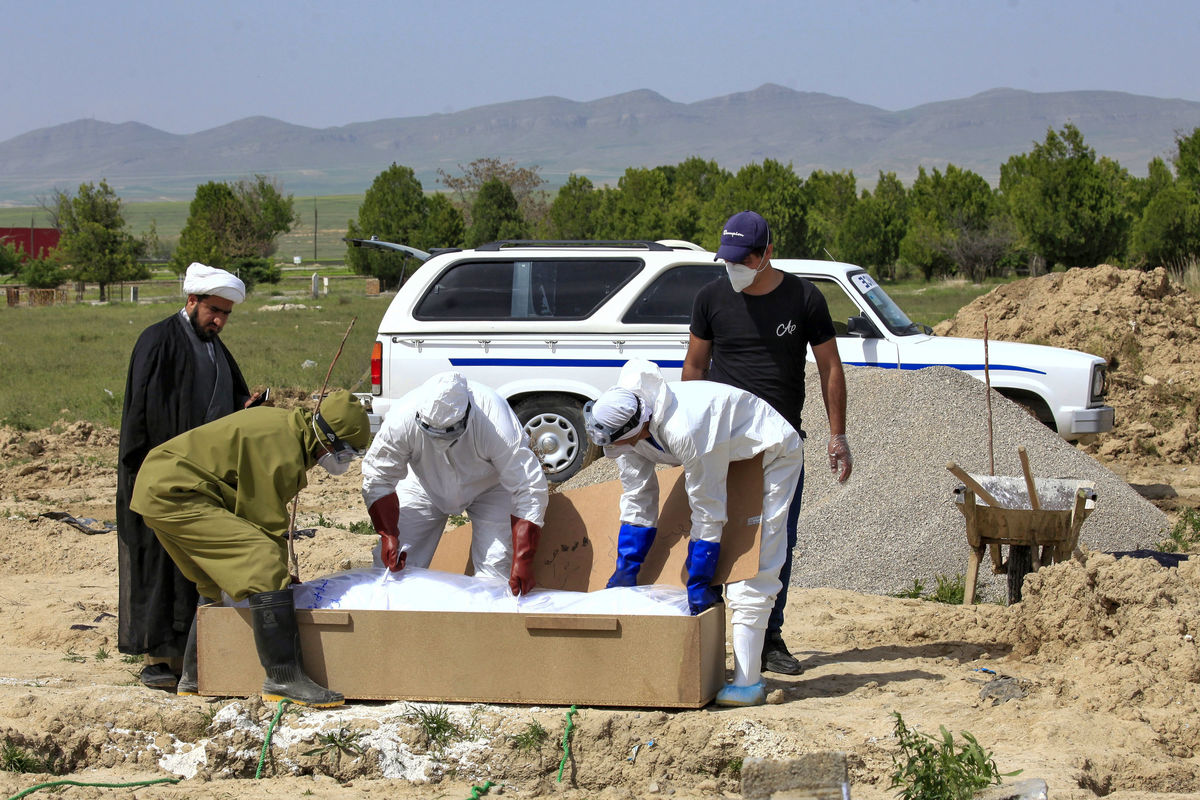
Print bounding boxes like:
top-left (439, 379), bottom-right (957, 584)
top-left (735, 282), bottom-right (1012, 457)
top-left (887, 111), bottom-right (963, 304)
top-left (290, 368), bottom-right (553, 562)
top-left (367, 493), bottom-right (407, 572)
top-left (509, 515), bottom-right (541, 596)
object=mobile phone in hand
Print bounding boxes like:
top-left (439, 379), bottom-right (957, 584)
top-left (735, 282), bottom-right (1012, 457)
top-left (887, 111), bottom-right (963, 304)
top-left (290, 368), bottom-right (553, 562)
top-left (248, 388), bottom-right (271, 408)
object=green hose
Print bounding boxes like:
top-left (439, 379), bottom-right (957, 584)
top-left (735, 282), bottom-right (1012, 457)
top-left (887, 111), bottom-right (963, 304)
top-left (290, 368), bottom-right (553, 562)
top-left (468, 780), bottom-right (494, 798)
top-left (556, 705), bottom-right (578, 783)
top-left (4, 777), bottom-right (179, 800)
top-left (255, 698), bottom-right (292, 778)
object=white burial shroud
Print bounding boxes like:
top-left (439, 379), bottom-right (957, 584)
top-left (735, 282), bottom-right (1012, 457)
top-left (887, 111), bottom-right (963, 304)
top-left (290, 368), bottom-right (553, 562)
top-left (281, 567), bottom-right (690, 616)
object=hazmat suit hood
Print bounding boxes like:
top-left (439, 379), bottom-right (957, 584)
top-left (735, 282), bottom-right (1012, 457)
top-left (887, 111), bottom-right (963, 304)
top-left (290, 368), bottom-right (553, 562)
top-left (614, 358), bottom-right (673, 423)
top-left (416, 373), bottom-right (470, 432)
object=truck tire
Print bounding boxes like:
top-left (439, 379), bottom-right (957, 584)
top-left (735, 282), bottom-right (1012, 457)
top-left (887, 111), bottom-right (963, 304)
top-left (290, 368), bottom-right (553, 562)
top-left (514, 395), bottom-right (594, 483)
top-left (1007, 544), bottom-right (1033, 604)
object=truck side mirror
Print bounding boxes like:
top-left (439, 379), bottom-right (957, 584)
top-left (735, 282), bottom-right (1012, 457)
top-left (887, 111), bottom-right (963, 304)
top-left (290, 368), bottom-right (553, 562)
top-left (846, 315), bottom-right (881, 338)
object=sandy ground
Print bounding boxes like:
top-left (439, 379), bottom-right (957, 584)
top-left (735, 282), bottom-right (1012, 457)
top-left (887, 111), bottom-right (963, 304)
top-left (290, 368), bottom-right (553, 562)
top-left (0, 424), bottom-right (1196, 800)
top-left (0, 266), bottom-right (1197, 799)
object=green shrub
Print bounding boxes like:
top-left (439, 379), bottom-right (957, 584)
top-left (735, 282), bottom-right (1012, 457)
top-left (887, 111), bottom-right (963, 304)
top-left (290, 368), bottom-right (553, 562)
top-left (888, 711), bottom-right (1019, 800)
top-left (19, 258), bottom-right (69, 289)
top-left (230, 256), bottom-right (282, 290)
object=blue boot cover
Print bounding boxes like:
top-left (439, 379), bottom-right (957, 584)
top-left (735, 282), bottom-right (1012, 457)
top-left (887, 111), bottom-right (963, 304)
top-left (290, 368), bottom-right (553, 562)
top-left (685, 539), bottom-right (722, 615)
top-left (715, 680), bottom-right (767, 707)
top-left (606, 524), bottom-right (657, 588)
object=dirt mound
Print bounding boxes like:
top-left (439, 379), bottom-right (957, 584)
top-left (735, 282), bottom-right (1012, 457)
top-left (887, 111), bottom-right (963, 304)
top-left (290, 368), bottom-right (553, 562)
top-left (995, 549), bottom-right (1200, 781)
top-left (934, 265), bottom-right (1200, 469)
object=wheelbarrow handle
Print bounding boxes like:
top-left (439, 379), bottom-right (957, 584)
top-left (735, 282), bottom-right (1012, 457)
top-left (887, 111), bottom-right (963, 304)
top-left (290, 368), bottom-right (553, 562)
top-left (946, 461), bottom-right (1003, 507)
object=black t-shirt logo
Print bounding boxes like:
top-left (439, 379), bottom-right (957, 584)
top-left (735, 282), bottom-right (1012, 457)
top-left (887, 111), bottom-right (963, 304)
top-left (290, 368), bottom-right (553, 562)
top-left (776, 319), bottom-right (797, 337)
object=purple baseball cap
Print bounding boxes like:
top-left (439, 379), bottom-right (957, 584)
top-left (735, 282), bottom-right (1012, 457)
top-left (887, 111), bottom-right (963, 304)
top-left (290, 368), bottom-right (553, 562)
top-left (714, 211), bottom-right (770, 263)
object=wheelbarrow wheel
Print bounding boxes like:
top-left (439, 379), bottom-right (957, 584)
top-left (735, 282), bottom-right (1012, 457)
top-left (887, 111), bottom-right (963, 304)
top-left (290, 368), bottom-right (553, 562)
top-left (1007, 545), bottom-right (1033, 604)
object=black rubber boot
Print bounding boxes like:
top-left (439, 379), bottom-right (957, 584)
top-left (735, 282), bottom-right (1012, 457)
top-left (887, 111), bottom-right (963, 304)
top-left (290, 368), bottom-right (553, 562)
top-left (176, 596), bottom-right (211, 696)
top-left (248, 589), bottom-right (344, 708)
top-left (176, 615), bottom-right (200, 695)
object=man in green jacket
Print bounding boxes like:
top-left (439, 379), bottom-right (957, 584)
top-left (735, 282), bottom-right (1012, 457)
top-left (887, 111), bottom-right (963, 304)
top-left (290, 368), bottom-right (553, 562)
top-left (131, 390), bottom-right (370, 708)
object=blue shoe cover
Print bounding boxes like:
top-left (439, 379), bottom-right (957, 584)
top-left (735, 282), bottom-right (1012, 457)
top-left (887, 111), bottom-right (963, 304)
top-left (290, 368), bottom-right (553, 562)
top-left (715, 680), bottom-right (766, 707)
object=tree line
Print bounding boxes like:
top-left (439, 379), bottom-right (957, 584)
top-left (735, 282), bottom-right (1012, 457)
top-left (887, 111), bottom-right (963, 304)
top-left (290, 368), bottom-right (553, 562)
top-left (7, 123), bottom-right (1200, 295)
top-left (348, 124), bottom-right (1200, 288)
top-left (2, 176), bottom-right (295, 301)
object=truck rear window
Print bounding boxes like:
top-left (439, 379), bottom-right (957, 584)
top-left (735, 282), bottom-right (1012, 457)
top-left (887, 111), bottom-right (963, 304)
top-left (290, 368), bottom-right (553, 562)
top-left (414, 259), bottom-right (643, 320)
top-left (622, 264), bottom-right (725, 324)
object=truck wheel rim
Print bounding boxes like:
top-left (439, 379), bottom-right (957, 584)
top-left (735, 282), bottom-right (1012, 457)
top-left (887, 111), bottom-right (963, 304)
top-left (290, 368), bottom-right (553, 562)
top-left (524, 413), bottom-right (578, 474)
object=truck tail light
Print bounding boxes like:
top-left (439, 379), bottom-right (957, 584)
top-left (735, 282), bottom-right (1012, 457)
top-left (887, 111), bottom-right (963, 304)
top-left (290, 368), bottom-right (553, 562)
top-left (371, 341), bottom-right (382, 396)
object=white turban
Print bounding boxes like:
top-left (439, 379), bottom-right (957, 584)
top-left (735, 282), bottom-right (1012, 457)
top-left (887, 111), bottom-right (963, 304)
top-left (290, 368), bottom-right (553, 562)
top-left (418, 372), bottom-right (470, 428)
top-left (183, 262), bottom-right (246, 304)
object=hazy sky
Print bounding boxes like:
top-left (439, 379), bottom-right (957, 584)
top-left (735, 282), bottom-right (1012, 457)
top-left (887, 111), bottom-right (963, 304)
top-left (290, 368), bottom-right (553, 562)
top-left (3, 0), bottom-right (1197, 143)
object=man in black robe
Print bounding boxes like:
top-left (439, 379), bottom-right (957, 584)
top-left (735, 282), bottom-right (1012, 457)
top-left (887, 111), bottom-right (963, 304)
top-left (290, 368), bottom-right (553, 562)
top-left (116, 262), bottom-right (263, 689)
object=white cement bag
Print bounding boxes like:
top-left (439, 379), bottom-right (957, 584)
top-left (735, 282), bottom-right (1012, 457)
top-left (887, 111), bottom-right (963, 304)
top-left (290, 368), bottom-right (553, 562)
top-left (289, 567), bottom-right (689, 616)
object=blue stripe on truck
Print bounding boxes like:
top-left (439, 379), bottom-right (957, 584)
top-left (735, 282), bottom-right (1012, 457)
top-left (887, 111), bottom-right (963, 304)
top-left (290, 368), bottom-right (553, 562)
top-left (450, 357), bottom-right (687, 368)
top-left (448, 357), bottom-right (1044, 375)
top-left (844, 361), bottom-right (1046, 375)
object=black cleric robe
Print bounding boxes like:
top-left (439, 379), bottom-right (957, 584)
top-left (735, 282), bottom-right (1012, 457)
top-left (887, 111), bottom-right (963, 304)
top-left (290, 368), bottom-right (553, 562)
top-left (115, 311), bottom-right (250, 656)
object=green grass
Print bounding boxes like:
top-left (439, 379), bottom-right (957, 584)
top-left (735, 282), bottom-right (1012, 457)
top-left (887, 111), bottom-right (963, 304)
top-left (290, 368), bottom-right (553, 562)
top-left (1159, 508), bottom-right (1200, 553)
top-left (0, 249), bottom-right (995, 433)
top-left (0, 739), bottom-right (46, 773)
top-left (0, 282), bottom-right (389, 431)
top-left (881, 277), bottom-right (1010, 328)
top-left (891, 574), bottom-right (973, 604)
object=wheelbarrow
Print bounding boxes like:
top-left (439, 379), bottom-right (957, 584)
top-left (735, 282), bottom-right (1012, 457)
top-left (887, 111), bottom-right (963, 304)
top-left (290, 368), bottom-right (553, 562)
top-left (949, 456), bottom-right (1097, 605)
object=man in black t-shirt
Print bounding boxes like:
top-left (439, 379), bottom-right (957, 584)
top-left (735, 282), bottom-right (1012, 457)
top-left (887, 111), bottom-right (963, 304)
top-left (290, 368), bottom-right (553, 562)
top-left (684, 210), bottom-right (853, 675)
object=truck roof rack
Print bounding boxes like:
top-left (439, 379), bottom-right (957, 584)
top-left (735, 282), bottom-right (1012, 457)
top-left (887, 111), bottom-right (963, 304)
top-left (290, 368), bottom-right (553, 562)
top-left (474, 240), bottom-right (676, 252)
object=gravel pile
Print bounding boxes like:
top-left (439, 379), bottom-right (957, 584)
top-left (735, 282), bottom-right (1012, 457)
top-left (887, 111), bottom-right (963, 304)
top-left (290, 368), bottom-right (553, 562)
top-left (562, 365), bottom-right (1168, 601)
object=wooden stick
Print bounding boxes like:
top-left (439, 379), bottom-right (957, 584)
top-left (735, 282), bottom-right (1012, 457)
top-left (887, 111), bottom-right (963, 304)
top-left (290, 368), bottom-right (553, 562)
top-left (288, 316), bottom-right (359, 584)
top-left (947, 461), bottom-right (1003, 507)
top-left (1017, 445), bottom-right (1042, 511)
top-left (984, 315), bottom-right (995, 475)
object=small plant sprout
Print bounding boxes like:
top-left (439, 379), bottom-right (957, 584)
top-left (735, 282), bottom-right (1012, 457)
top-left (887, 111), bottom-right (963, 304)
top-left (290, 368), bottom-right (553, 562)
top-left (303, 726), bottom-right (365, 766)
top-left (0, 739), bottom-right (45, 773)
top-left (405, 704), bottom-right (463, 750)
top-left (509, 720), bottom-right (549, 752)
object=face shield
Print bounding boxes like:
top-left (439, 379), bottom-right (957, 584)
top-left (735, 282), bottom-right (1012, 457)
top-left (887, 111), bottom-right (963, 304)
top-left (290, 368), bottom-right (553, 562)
top-left (312, 410), bottom-right (364, 467)
top-left (416, 401), bottom-right (471, 442)
top-left (583, 394), bottom-right (645, 447)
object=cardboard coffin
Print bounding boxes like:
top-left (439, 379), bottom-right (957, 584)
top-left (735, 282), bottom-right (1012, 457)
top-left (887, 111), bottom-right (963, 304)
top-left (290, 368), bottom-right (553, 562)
top-left (198, 456), bottom-right (763, 708)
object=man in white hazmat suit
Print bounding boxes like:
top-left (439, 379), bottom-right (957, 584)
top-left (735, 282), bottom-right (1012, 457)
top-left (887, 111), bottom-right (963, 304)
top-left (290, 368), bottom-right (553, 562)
top-left (585, 359), bottom-right (804, 707)
top-left (361, 372), bottom-right (548, 594)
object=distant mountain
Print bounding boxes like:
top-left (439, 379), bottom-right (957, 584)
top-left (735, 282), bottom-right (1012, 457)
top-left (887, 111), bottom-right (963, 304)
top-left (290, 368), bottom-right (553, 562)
top-left (2, 84), bottom-right (1199, 205)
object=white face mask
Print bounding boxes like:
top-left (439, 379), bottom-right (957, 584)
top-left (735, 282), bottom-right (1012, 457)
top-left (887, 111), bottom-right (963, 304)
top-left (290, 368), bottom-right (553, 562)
top-left (318, 451), bottom-right (351, 475)
top-left (725, 260), bottom-right (759, 292)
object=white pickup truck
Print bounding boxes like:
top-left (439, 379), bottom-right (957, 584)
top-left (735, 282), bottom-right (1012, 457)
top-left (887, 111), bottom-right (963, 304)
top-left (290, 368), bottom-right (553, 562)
top-left (354, 239), bottom-right (1113, 481)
